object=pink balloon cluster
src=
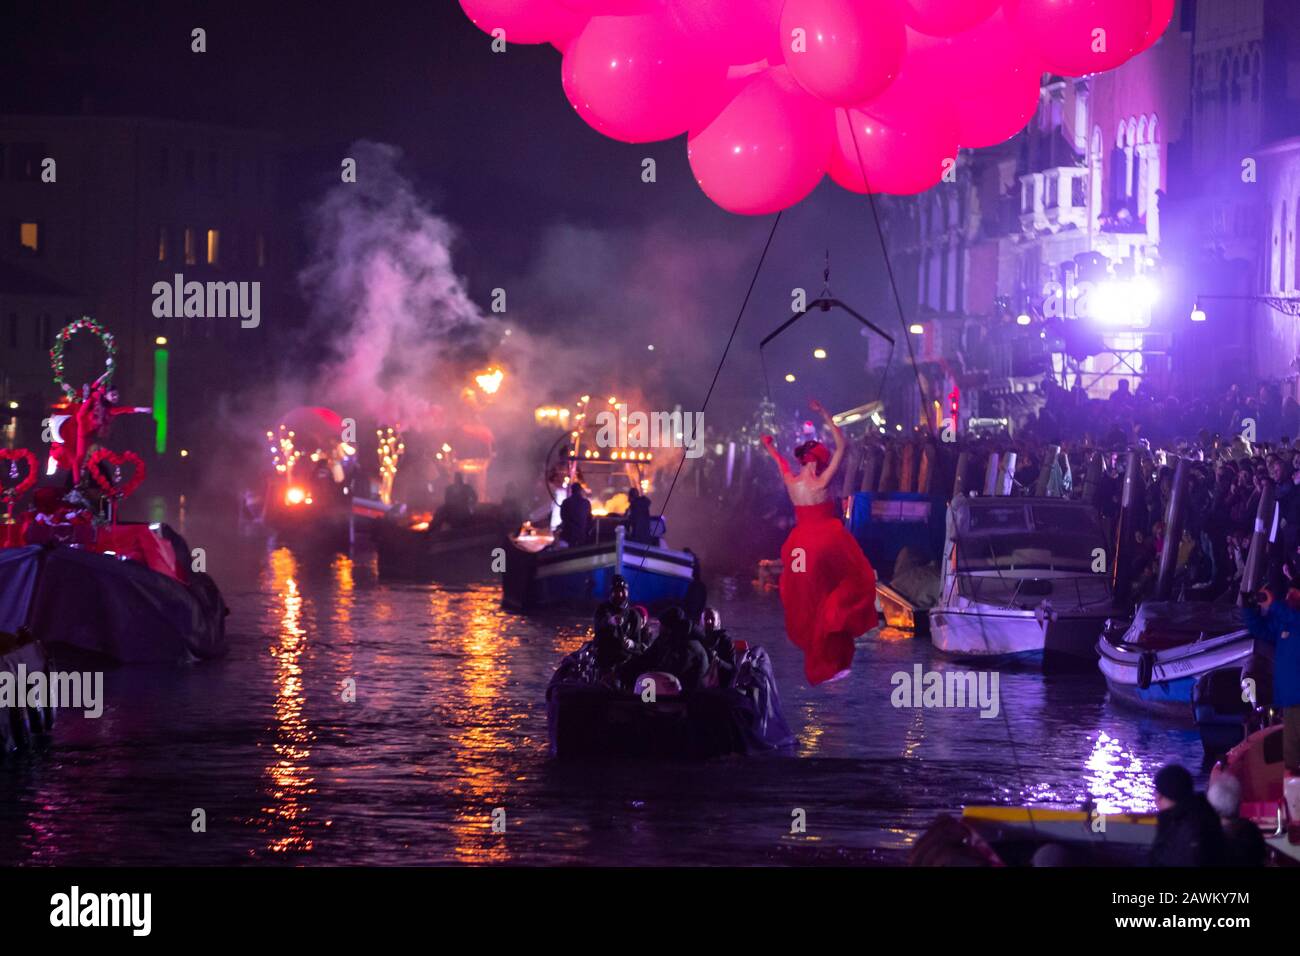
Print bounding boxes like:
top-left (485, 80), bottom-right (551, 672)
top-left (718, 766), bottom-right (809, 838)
top-left (459, 0), bottom-right (1174, 215)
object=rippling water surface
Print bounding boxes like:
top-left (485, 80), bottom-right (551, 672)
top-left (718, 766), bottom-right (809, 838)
top-left (0, 511), bottom-right (1207, 866)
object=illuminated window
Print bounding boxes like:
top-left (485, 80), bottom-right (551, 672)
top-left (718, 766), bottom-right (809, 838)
top-left (184, 228), bottom-right (196, 265)
top-left (18, 221), bottom-right (39, 255)
top-left (206, 228), bottom-right (220, 265)
top-left (256, 232), bottom-right (267, 268)
top-left (157, 225), bottom-right (168, 263)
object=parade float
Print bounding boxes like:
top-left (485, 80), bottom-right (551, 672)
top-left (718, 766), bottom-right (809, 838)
top-left (501, 394), bottom-right (700, 612)
top-left (372, 366), bottom-right (517, 580)
top-left (0, 318), bottom-right (227, 665)
top-left (252, 405), bottom-right (359, 551)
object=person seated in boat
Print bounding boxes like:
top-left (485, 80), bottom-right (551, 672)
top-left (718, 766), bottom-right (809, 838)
top-left (1149, 764), bottom-right (1226, 867)
top-left (623, 607), bottom-right (709, 692)
top-left (699, 607), bottom-right (736, 687)
top-left (625, 487), bottom-right (654, 544)
top-left (434, 472), bottom-right (478, 529)
top-left (1243, 578), bottom-right (1300, 792)
top-left (593, 575), bottom-right (644, 676)
top-left (557, 482), bottom-right (592, 548)
top-left (1206, 773), bottom-right (1267, 867)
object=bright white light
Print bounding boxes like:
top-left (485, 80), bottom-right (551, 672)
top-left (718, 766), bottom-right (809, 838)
top-left (1191, 306), bottom-right (1207, 323)
top-left (784, 373), bottom-right (796, 383)
top-left (908, 323), bottom-right (924, 335)
top-left (813, 348), bottom-right (827, 359)
top-left (1016, 313), bottom-right (1031, 326)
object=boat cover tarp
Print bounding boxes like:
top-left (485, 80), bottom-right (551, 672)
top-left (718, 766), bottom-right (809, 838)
top-left (0, 544), bottom-right (226, 663)
top-left (1127, 601), bottom-right (1245, 640)
top-left (0, 545), bottom-right (41, 633)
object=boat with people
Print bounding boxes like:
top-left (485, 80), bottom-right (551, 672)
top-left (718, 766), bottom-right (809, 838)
top-left (247, 406), bottom-right (359, 552)
top-left (1095, 602), bottom-right (1264, 718)
top-left (929, 494), bottom-right (1116, 667)
top-left (502, 393), bottom-right (701, 612)
top-left (0, 318), bottom-right (228, 666)
top-left (375, 507), bottom-right (510, 581)
top-left (546, 602), bottom-right (794, 760)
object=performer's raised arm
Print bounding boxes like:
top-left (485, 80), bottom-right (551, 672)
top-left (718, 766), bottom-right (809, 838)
top-left (761, 434), bottom-right (792, 477)
top-left (809, 399), bottom-right (844, 486)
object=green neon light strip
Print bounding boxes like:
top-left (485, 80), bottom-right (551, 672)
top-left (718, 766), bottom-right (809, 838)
top-left (154, 348), bottom-right (168, 454)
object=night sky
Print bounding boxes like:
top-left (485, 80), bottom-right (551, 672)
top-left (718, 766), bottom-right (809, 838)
top-left (1, 0), bottom-right (899, 425)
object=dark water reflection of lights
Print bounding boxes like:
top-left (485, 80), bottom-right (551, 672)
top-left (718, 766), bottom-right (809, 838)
top-left (0, 518), bottom-right (1206, 865)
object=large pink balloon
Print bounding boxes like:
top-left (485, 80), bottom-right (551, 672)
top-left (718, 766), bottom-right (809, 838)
top-left (779, 0), bottom-right (906, 105)
top-left (1141, 0), bottom-right (1175, 50)
top-left (666, 0), bottom-right (785, 67)
top-left (556, 0), bottom-right (654, 13)
top-left (688, 67), bottom-right (835, 215)
top-left (861, 13), bottom-right (1041, 148)
top-left (830, 107), bottom-right (957, 195)
top-left (459, 0), bottom-right (586, 45)
top-left (1007, 0), bottom-right (1151, 76)
top-left (901, 0), bottom-right (1003, 36)
top-left (953, 67), bottom-right (1042, 148)
top-left (562, 15), bottom-right (727, 143)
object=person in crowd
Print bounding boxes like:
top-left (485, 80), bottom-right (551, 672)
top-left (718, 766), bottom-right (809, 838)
top-left (1149, 764), bottom-right (1227, 867)
top-left (1243, 577), bottom-right (1300, 800)
top-left (623, 607), bottom-right (709, 692)
top-left (557, 482), bottom-right (592, 547)
top-left (1206, 773), bottom-right (1267, 866)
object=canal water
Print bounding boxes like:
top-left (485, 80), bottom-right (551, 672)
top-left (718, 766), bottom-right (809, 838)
top-left (0, 512), bottom-right (1207, 866)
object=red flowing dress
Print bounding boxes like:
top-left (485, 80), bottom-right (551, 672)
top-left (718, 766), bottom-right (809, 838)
top-left (780, 499), bottom-right (878, 685)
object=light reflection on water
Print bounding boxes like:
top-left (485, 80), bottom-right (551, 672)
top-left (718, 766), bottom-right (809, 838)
top-left (0, 528), bottom-right (1208, 865)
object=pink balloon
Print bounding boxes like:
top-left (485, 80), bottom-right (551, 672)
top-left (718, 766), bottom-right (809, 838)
top-left (1141, 0), bottom-right (1175, 51)
top-left (953, 66), bottom-right (1042, 147)
top-left (666, 0), bottom-right (785, 67)
top-left (860, 14), bottom-right (1041, 148)
top-left (459, 0), bottom-right (586, 45)
top-left (1007, 0), bottom-right (1151, 76)
top-left (901, 0), bottom-right (1003, 36)
top-left (556, 0), bottom-right (654, 13)
top-left (830, 107), bottom-right (957, 195)
top-left (779, 0), bottom-right (906, 105)
top-left (687, 67), bottom-right (835, 215)
top-left (562, 15), bottom-right (727, 143)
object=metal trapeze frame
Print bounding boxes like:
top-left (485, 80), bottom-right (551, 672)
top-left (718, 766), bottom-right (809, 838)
top-left (759, 297), bottom-right (898, 407)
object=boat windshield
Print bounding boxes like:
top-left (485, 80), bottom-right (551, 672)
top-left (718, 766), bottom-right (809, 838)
top-left (955, 501), bottom-right (1105, 572)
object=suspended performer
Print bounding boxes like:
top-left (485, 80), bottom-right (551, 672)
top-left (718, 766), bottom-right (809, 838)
top-left (762, 399), bottom-right (877, 685)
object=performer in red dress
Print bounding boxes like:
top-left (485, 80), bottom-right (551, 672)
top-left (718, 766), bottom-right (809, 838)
top-left (762, 399), bottom-right (877, 685)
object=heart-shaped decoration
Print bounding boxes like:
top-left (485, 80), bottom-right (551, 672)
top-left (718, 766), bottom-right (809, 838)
top-left (87, 448), bottom-right (146, 500)
top-left (0, 448), bottom-right (38, 503)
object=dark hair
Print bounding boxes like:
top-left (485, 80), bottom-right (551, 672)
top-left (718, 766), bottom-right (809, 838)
top-left (793, 440), bottom-right (831, 475)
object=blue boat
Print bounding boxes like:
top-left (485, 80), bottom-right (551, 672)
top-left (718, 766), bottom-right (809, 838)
top-left (1096, 602), bottom-right (1261, 717)
top-left (502, 523), bottom-right (697, 612)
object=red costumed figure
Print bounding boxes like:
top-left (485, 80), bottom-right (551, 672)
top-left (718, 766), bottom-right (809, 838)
top-left (762, 399), bottom-right (877, 685)
top-left (49, 374), bottom-right (150, 484)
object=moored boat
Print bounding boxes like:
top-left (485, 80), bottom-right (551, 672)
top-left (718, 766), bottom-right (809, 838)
top-left (1096, 602), bottom-right (1259, 717)
top-left (375, 510), bottom-right (508, 581)
top-left (930, 495), bottom-right (1116, 667)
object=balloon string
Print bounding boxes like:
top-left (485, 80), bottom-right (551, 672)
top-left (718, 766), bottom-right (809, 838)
top-left (626, 211), bottom-right (784, 587)
top-left (843, 111), bottom-right (935, 438)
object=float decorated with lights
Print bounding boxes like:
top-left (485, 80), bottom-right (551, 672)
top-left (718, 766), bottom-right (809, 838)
top-left (0, 317), bottom-right (227, 671)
